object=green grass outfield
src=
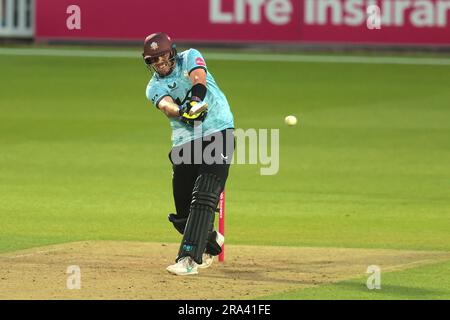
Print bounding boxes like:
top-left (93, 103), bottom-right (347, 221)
top-left (1, 48), bottom-right (449, 299)
top-left (261, 259), bottom-right (450, 300)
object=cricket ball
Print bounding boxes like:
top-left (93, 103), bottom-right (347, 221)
top-left (285, 115), bottom-right (298, 126)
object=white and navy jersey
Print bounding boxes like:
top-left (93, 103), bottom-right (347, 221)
top-left (146, 49), bottom-right (235, 147)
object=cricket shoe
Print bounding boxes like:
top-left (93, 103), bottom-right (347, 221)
top-left (166, 257), bottom-right (198, 276)
top-left (198, 232), bottom-right (225, 269)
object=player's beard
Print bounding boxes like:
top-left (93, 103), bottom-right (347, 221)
top-left (153, 59), bottom-right (174, 77)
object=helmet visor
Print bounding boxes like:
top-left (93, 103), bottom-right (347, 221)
top-left (144, 51), bottom-right (171, 66)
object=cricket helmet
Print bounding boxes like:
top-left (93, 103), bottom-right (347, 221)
top-left (142, 32), bottom-right (177, 76)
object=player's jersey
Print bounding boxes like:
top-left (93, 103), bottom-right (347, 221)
top-left (146, 49), bottom-right (234, 147)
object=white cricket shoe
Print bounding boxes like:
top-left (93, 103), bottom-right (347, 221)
top-left (166, 257), bottom-right (198, 276)
top-left (198, 232), bottom-right (225, 269)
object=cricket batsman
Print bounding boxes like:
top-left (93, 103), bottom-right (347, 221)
top-left (143, 33), bottom-right (235, 276)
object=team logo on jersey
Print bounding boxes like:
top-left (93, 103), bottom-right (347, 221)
top-left (168, 82), bottom-right (177, 90)
top-left (195, 57), bottom-right (206, 67)
top-left (150, 42), bottom-right (159, 50)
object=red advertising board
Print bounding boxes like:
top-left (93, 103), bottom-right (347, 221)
top-left (35, 0), bottom-right (450, 46)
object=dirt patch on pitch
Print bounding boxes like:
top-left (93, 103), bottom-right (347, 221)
top-left (1, 241), bottom-right (449, 300)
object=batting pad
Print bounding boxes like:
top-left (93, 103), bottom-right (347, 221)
top-left (176, 173), bottom-right (222, 264)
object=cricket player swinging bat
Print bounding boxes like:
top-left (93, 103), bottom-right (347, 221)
top-left (143, 33), bottom-right (235, 276)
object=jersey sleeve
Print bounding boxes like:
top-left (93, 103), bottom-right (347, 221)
top-left (186, 49), bottom-right (208, 75)
top-left (146, 82), bottom-right (170, 109)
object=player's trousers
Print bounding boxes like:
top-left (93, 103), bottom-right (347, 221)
top-left (169, 128), bottom-right (235, 223)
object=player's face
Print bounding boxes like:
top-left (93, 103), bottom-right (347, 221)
top-left (151, 53), bottom-right (173, 76)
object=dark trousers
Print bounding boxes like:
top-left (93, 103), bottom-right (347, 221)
top-left (169, 129), bottom-right (234, 220)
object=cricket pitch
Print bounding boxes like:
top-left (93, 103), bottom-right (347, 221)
top-left (1, 241), bottom-right (449, 299)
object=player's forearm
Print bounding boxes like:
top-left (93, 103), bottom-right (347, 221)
top-left (189, 69), bottom-right (207, 101)
top-left (159, 101), bottom-right (181, 118)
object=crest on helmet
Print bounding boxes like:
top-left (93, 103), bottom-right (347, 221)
top-left (150, 42), bottom-right (159, 50)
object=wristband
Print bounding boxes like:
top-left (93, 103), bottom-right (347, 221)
top-left (191, 83), bottom-right (207, 101)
